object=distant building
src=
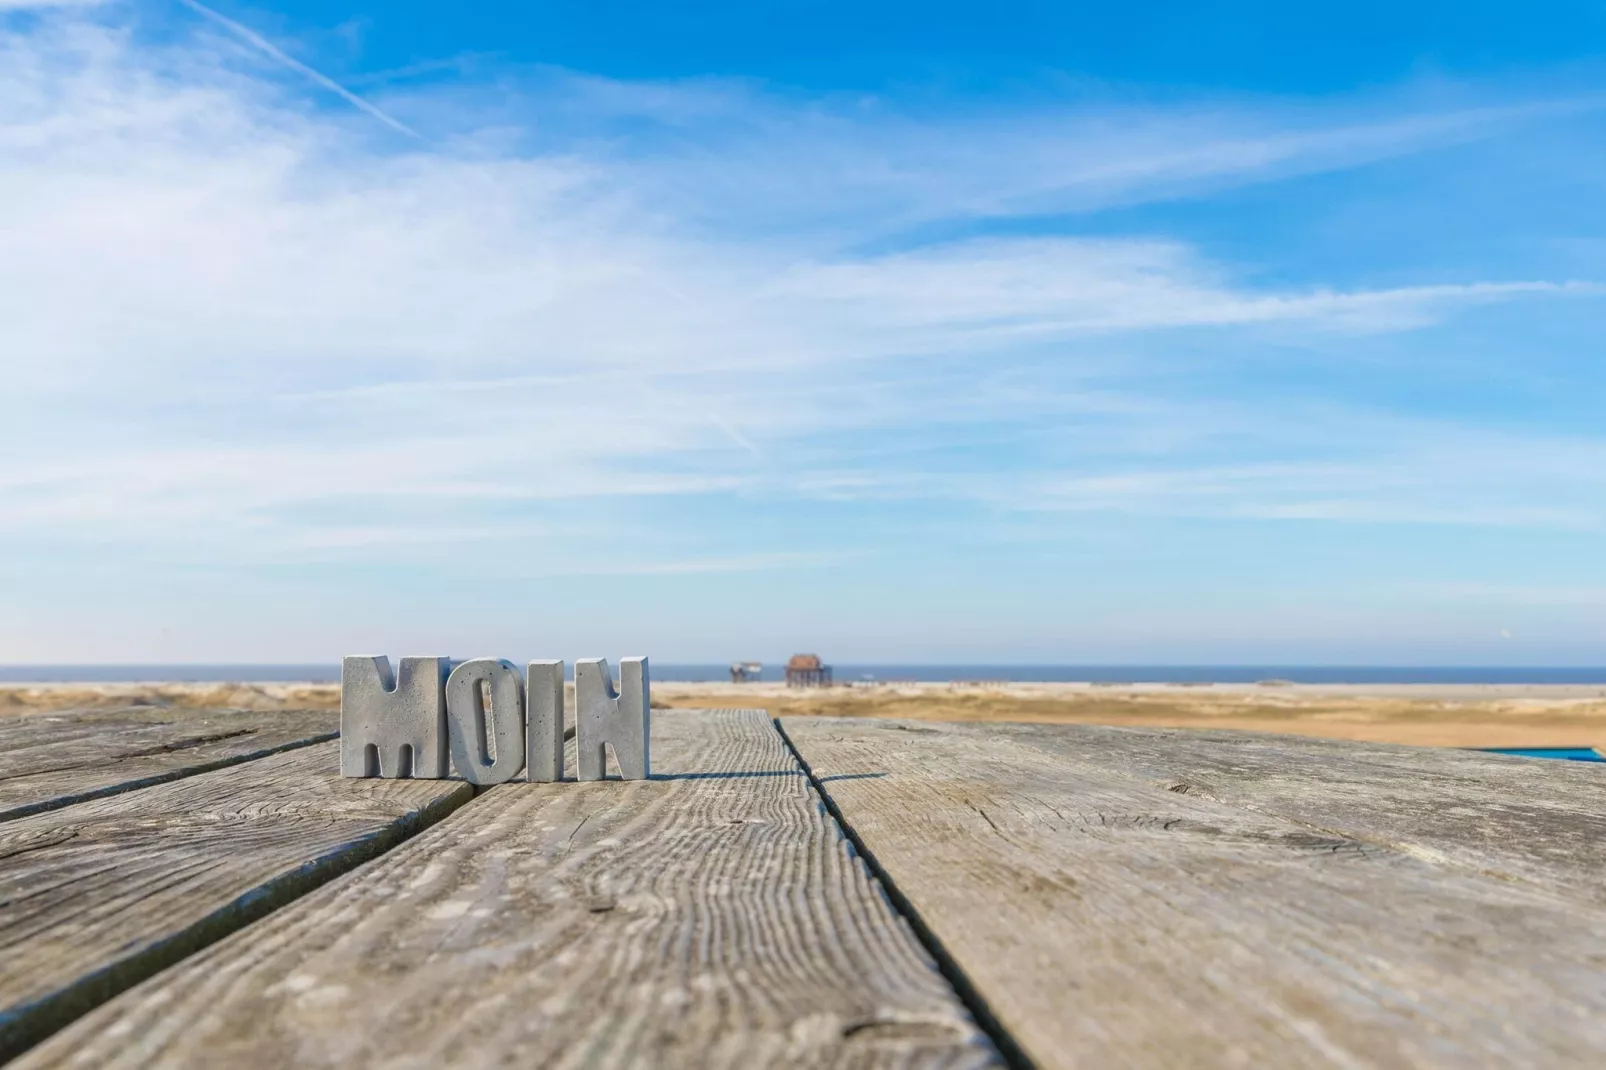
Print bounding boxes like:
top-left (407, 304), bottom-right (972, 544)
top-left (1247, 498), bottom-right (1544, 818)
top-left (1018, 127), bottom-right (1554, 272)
top-left (730, 661), bottom-right (763, 683)
top-left (785, 653), bottom-right (832, 688)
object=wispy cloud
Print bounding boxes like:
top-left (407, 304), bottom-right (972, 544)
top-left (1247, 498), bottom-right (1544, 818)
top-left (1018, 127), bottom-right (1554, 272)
top-left (1, 4), bottom-right (1604, 577)
top-left (173, 0), bottom-right (422, 138)
top-left (531, 79), bottom-right (1606, 238)
top-left (529, 551), bottom-right (847, 577)
top-left (778, 241), bottom-right (1601, 337)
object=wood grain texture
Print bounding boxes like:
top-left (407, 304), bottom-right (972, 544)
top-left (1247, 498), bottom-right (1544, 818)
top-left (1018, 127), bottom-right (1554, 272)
top-left (0, 706), bottom-right (337, 823)
top-left (780, 716), bottom-right (1606, 1070)
top-left (17, 710), bottom-right (998, 1070)
top-left (0, 742), bottom-right (469, 1061)
top-left (982, 721), bottom-right (1606, 909)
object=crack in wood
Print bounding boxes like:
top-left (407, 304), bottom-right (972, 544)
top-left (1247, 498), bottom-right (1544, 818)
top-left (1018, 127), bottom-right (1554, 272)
top-left (774, 718), bottom-right (1032, 1070)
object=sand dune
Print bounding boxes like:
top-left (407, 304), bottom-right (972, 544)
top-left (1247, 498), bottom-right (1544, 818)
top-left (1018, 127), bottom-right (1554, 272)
top-left (0, 682), bottom-right (340, 713)
top-left (4, 678), bottom-right (1604, 750)
top-left (653, 680), bottom-right (1606, 749)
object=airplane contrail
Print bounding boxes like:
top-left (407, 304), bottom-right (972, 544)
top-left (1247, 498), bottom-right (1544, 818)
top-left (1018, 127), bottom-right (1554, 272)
top-left (176, 0), bottom-right (423, 140)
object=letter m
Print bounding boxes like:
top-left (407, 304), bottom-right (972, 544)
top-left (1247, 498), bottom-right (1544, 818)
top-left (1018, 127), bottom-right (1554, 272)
top-left (341, 655), bottom-right (450, 778)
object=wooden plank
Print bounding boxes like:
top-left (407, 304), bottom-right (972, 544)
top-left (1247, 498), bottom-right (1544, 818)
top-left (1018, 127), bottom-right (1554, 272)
top-left (16, 710), bottom-right (1000, 1070)
top-left (780, 716), bottom-right (1606, 1069)
top-left (0, 741), bottom-right (469, 1062)
top-left (0, 706), bottom-right (337, 823)
top-left (980, 721), bottom-right (1606, 909)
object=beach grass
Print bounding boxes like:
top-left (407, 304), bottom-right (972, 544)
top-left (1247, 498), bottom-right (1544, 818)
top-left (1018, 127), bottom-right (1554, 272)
top-left (4, 679), bottom-right (1604, 750)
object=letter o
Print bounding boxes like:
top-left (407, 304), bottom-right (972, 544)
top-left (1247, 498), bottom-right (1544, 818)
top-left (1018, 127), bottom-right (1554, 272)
top-left (446, 658), bottom-right (527, 785)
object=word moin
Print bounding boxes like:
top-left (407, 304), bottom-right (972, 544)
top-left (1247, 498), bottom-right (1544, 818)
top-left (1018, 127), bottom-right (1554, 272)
top-left (341, 655), bottom-right (649, 784)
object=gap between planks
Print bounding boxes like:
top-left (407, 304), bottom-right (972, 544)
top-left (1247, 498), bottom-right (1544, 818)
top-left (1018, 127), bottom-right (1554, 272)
top-left (0, 743), bottom-right (473, 1062)
top-left (775, 718), bottom-right (1036, 1070)
top-left (0, 723), bottom-right (584, 1061)
top-left (779, 715), bottom-right (1606, 1070)
top-left (0, 707), bottom-right (339, 824)
top-left (13, 710), bottom-right (1001, 1070)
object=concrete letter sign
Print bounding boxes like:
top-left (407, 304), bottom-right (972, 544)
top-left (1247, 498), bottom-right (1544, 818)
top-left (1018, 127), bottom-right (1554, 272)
top-left (341, 655), bottom-right (450, 778)
top-left (526, 660), bottom-right (565, 783)
top-left (341, 654), bottom-right (649, 782)
top-left (446, 658), bottom-right (527, 786)
top-left (576, 656), bottom-right (650, 781)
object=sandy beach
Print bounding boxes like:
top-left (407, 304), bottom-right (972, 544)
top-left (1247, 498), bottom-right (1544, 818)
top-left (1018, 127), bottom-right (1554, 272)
top-left (4, 678), bottom-right (1604, 750)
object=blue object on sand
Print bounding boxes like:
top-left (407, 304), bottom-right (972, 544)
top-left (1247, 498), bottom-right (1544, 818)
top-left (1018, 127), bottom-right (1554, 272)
top-left (1481, 747), bottom-right (1605, 762)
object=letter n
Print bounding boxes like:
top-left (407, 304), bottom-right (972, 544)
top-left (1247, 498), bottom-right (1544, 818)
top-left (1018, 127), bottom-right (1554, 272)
top-left (575, 656), bottom-right (650, 781)
top-left (341, 655), bottom-right (449, 778)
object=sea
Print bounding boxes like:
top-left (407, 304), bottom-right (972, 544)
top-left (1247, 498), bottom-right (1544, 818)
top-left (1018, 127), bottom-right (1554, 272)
top-left (4, 664), bottom-right (1606, 684)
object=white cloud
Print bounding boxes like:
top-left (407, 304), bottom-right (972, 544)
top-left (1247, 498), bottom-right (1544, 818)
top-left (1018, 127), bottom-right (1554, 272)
top-left (173, 0), bottom-right (421, 138)
top-left (1, 7), bottom-right (1604, 570)
top-left (525, 69), bottom-right (1606, 237)
top-left (777, 241), bottom-right (1598, 337)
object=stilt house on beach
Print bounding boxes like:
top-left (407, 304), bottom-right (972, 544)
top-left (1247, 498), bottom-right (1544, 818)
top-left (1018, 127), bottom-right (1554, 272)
top-left (785, 653), bottom-right (832, 688)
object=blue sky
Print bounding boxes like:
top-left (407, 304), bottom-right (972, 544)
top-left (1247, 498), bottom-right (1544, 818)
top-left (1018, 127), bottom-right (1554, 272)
top-left (2, 0), bottom-right (1605, 665)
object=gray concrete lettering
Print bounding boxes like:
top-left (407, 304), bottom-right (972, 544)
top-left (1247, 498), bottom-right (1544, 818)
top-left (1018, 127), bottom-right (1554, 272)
top-left (340, 655), bottom-right (450, 778)
top-left (575, 656), bottom-right (650, 781)
top-left (446, 657), bottom-right (527, 786)
top-left (526, 660), bottom-right (566, 782)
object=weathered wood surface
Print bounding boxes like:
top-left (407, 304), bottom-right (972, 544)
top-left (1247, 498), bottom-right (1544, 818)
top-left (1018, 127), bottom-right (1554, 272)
top-left (0, 706), bottom-right (337, 823)
top-left (0, 742), bottom-right (469, 1062)
top-left (981, 721), bottom-right (1606, 909)
top-left (781, 716), bottom-right (1606, 1069)
top-left (17, 710), bottom-right (997, 1070)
